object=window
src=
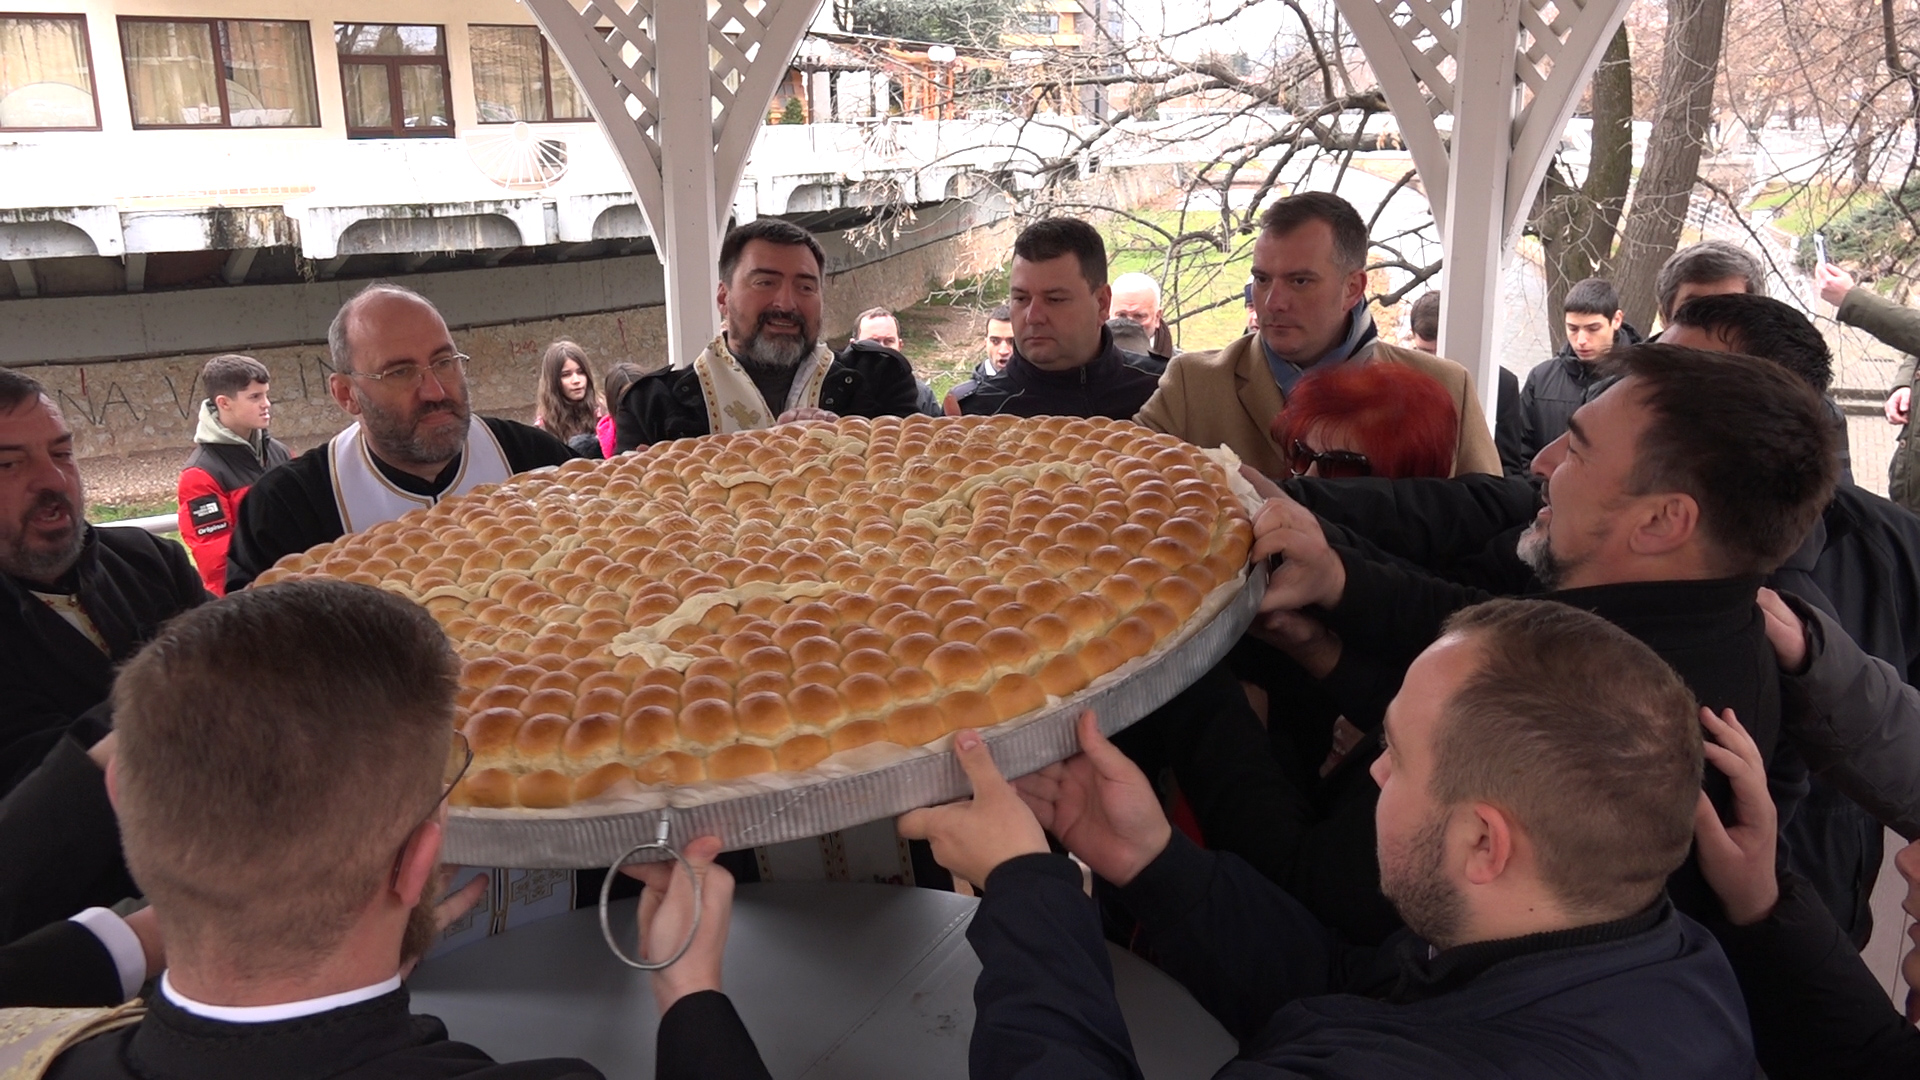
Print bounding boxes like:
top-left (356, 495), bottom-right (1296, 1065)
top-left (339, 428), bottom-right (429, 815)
top-left (0, 14), bottom-right (98, 130)
top-left (120, 18), bottom-right (318, 128)
top-left (1021, 13), bottom-right (1061, 34)
top-left (470, 25), bottom-right (587, 123)
top-left (335, 23), bottom-right (451, 137)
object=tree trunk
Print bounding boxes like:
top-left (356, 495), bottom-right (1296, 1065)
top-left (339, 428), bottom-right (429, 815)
top-left (1535, 25), bottom-right (1635, 349)
top-left (1607, 0), bottom-right (1730, 330)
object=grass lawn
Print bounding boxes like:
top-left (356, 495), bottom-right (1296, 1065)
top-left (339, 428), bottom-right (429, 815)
top-left (88, 499), bottom-right (178, 525)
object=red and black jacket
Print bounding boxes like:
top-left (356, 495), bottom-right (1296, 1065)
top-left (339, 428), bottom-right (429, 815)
top-left (178, 436), bottom-right (290, 595)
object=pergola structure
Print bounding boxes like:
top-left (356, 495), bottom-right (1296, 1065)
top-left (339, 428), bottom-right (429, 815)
top-left (528, 0), bottom-right (1632, 414)
top-left (1333, 0), bottom-right (1634, 420)
top-left (527, 0), bottom-right (832, 367)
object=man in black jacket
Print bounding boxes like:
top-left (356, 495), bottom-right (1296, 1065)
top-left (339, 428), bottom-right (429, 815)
top-left (1517, 276), bottom-right (1638, 463)
top-left (226, 283), bottom-right (577, 591)
top-left (0, 370), bottom-right (208, 796)
top-left (1246, 345), bottom-right (1835, 933)
top-left (899, 600), bottom-right (1754, 1078)
top-left (954, 218), bottom-right (1164, 419)
top-left (1692, 689), bottom-right (1920, 1080)
top-left (615, 220), bottom-right (920, 449)
top-left (42, 581), bottom-right (769, 1080)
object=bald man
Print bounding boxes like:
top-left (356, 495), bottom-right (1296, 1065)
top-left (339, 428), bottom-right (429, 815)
top-left (225, 282), bottom-right (576, 591)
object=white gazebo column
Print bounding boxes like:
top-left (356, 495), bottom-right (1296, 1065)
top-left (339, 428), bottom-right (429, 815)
top-left (528, 0), bottom-right (829, 366)
top-left (1332, 0), bottom-right (1633, 430)
top-left (1435, 0), bottom-right (1520, 423)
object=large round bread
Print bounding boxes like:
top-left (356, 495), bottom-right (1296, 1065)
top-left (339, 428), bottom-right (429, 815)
top-left (254, 414), bottom-right (1253, 807)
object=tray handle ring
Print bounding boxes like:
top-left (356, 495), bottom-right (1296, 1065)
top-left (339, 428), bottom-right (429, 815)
top-left (597, 814), bottom-right (703, 971)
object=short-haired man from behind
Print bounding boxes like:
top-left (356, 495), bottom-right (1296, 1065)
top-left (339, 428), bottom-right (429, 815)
top-left (956, 218), bottom-right (1164, 420)
top-left (900, 600), bottom-right (1752, 1078)
top-left (1137, 192), bottom-right (1500, 478)
top-left (0, 370), bottom-right (206, 797)
top-left (44, 579), bottom-right (770, 1080)
top-left (1664, 292), bottom-right (1853, 485)
top-left (616, 220), bottom-right (920, 448)
top-left (1518, 277), bottom-right (1639, 463)
top-left (177, 354), bottom-right (290, 596)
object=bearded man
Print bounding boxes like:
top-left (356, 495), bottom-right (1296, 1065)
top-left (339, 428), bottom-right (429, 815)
top-left (897, 599), bottom-right (1753, 1078)
top-left (225, 283), bottom-right (578, 592)
top-left (614, 220), bottom-right (920, 450)
top-left (0, 369), bottom-right (206, 796)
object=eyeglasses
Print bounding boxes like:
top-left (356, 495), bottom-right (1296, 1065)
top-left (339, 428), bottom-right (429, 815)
top-left (345, 353), bottom-right (469, 391)
top-left (391, 730), bottom-right (472, 887)
top-left (438, 729), bottom-right (474, 810)
top-left (1290, 440), bottom-right (1372, 480)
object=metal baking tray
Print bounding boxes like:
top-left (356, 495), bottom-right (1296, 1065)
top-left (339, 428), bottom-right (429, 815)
top-left (444, 565), bottom-right (1265, 868)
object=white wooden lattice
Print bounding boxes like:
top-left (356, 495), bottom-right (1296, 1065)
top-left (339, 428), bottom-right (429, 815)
top-left (1340, 0), bottom-right (1624, 244)
top-left (527, 0), bottom-right (828, 362)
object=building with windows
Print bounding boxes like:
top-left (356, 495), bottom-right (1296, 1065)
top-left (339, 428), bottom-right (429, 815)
top-left (0, 4), bottom-right (1052, 468)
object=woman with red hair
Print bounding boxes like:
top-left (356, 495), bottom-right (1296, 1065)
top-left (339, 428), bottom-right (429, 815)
top-left (1270, 361), bottom-right (1460, 479)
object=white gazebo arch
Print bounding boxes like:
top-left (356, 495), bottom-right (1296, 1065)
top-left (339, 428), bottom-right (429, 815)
top-left (1334, 0), bottom-right (1634, 422)
top-left (529, 0), bottom-right (1632, 416)
top-left (526, 0), bottom-right (829, 366)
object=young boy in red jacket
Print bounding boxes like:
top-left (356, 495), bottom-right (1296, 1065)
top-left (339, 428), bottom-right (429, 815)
top-left (176, 355), bottom-right (290, 595)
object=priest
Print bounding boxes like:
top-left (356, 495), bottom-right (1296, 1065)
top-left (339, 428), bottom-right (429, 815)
top-left (225, 283), bottom-right (576, 592)
top-left (614, 220), bottom-right (920, 450)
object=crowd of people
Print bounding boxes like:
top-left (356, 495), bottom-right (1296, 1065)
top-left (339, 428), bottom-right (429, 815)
top-left (5, 188), bottom-right (1920, 1079)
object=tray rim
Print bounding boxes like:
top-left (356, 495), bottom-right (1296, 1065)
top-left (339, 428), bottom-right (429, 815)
top-left (444, 564), bottom-right (1267, 868)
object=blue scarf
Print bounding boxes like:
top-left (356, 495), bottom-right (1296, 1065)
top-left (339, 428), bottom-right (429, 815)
top-left (1262, 302), bottom-right (1379, 397)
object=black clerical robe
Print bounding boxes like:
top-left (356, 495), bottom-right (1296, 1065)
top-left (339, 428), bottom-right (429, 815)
top-left (47, 987), bottom-right (769, 1080)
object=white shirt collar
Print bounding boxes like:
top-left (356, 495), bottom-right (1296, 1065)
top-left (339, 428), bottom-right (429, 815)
top-left (160, 970), bottom-right (402, 1023)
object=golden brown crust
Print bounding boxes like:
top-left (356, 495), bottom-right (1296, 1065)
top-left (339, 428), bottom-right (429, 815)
top-left (261, 415), bottom-right (1251, 805)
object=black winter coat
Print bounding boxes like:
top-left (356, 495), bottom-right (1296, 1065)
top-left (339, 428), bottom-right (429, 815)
top-left (956, 328), bottom-right (1164, 420)
top-left (614, 341), bottom-right (920, 451)
top-left (1714, 871), bottom-right (1920, 1080)
top-left (968, 841), bottom-right (1754, 1078)
top-left (1517, 344), bottom-right (1608, 463)
top-left (0, 525), bottom-right (207, 793)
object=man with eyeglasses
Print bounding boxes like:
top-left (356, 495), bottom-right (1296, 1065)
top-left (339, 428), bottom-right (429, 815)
top-left (225, 283), bottom-right (577, 592)
top-left (18, 579), bottom-right (769, 1080)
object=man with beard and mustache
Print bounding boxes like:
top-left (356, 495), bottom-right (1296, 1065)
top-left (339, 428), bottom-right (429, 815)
top-left (32, 580), bottom-right (769, 1080)
top-left (893, 599), bottom-right (1751, 1078)
top-left (1241, 343), bottom-right (1835, 936)
top-left (224, 283), bottom-right (577, 592)
top-left (613, 219), bottom-right (920, 450)
top-left (0, 369), bottom-right (207, 798)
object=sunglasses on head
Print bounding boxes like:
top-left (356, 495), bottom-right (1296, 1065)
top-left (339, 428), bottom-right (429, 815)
top-left (1290, 440), bottom-right (1372, 479)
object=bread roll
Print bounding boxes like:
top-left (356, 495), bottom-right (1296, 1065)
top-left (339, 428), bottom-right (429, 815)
top-left (267, 415), bottom-right (1253, 807)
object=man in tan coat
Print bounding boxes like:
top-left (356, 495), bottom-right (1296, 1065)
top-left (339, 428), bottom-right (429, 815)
top-left (1136, 192), bottom-right (1499, 478)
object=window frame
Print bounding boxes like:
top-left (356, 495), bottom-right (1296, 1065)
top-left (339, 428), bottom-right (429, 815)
top-left (0, 11), bottom-right (102, 133)
top-left (117, 15), bottom-right (321, 131)
top-left (334, 22), bottom-right (454, 139)
top-left (469, 23), bottom-right (589, 125)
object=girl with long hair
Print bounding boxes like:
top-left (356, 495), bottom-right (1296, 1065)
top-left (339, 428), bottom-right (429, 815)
top-left (534, 340), bottom-right (601, 444)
